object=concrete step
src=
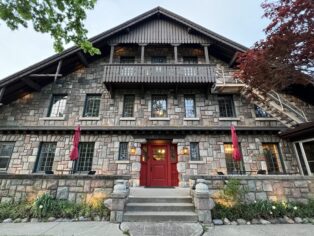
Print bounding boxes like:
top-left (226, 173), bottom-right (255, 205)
top-left (126, 202), bottom-right (195, 212)
top-left (123, 211), bottom-right (198, 222)
top-left (128, 196), bottom-right (193, 203)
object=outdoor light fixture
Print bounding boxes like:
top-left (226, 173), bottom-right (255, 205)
top-left (130, 145), bottom-right (136, 155)
top-left (182, 146), bottom-right (189, 155)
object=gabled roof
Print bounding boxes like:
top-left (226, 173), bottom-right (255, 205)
top-left (0, 6), bottom-right (248, 105)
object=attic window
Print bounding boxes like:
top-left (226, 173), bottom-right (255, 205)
top-left (47, 95), bottom-right (67, 117)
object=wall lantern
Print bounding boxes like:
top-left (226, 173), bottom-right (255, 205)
top-left (130, 145), bottom-right (136, 155)
top-left (182, 146), bottom-right (189, 155)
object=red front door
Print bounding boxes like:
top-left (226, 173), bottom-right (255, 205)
top-left (148, 144), bottom-right (168, 186)
top-left (140, 141), bottom-right (178, 187)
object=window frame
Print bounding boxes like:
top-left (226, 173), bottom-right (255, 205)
top-left (254, 105), bottom-right (271, 118)
top-left (184, 95), bottom-right (196, 118)
top-left (75, 142), bottom-right (95, 173)
top-left (122, 95), bottom-right (135, 117)
top-left (83, 94), bottom-right (101, 117)
top-left (262, 143), bottom-right (286, 174)
top-left (0, 142), bottom-right (14, 171)
top-left (47, 94), bottom-right (68, 117)
top-left (34, 142), bottom-right (57, 173)
top-left (223, 143), bottom-right (245, 174)
top-left (118, 142), bottom-right (129, 160)
top-left (218, 95), bottom-right (236, 117)
top-left (151, 95), bottom-right (168, 118)
top-left (190, 142), bottom-right (200, 161)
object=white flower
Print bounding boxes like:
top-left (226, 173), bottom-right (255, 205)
top-left (39, 205), bottom-right (43, 209)
top-left (270, 211), bottom-right (273, 215)
top-left (293, 206), bottom-right (298, 210)
top-left (254, 200), bottom-right (257, 203)
top-left (272, 206), bottom-right (276, 210)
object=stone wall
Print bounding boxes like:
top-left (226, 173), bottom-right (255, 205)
top-left (0, 59), bottom-right (285, 128)
top-left (0, 174), bottom-right (129, 204)
top-left (190, 175), bottom-right (314, 204)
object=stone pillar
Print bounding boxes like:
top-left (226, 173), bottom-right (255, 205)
top-left (172, 44), bottom-right (180, 64)
top-left (202, 44), bottom-right (211, 64)
top-left (109, 44), bottom-right (116, 63)
top-left (110, 180), bottom-right (129, 223)
top-left (193, 179), bottom-right (214, 224)
top-left (174, 139), bottom-right (188, 187)
top-left (139, 44), bottom-right (147, 64)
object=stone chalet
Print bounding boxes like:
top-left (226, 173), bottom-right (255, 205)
top-left (0, 7), bottom-right (313, 219)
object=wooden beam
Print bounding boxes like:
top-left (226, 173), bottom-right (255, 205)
top-left (22, 78), bottom-right (41, 91)
top-left (229, 53), bottom-right (238, 67)
top-left (29, 74), bottom-right (62, 77)
top-left (54, 60), bottom-right (63, 82)
top-left (0, 87), bottom-right (5, 105)
top-left (77, 51), bottom-right (89, 67)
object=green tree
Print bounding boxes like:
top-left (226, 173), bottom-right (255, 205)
top-left (0, 0), bottom-right (100, 55)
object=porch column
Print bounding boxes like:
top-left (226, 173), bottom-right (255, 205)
top-left (172, 44), bottom-right (180, 64)
top-left (202, 43), bottom-right (211, 64)
top-left (139, 44), bottom-right (147, 64)
top-left (299, 141), bottom-right (313, 176)
top-left (109, 44), bottom-right (116, 64)
top-left (173, 139), bottom-right (188, 187)
top-left (0, 87), bottom-right (5, 105)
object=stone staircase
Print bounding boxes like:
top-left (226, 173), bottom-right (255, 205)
top-left (123, 188), bottom-right (198, 222)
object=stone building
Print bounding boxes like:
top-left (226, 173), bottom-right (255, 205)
top-left (0, 7), bottom-right (313, 195)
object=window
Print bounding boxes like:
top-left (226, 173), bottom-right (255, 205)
top-left (48, 95), bottom-right (67, 117)
top-left (122, 95), bottom-right (135, 117)
top-left (218, 96), bottom-right (236, 117)
top-left (255, 105), bottom-right (271, 118)
top-left (151, 56), bottom-right (167, 64)
top-left (184, 95), bottom-right (196, 118)
top-left (76, 143), bottom-right (94, 172)
top-left (262, 143), bottom-right (284, 173)
top-left (118, 142), bottom-right (128, 160)
top-left (83, 95), bottom-right (101, 117)
top-left (190, 142), bottom-right (200, 161)
top-left (151, 95), bottom-right (167, 117)
top-left (223, 143), bottom-right (245, 174)
top-left (35, 143), bottom-right (56, 172)
top-left (0, 142), bottom-right (14, 171)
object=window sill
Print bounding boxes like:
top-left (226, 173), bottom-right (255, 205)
top-left (79, 117), bottom-right (101, 121)
top-left (184, 117), bottom-right (200, 121)
top-left (39, 117), bottom-right (65, 121)
top-left (149, 117), bottom-right (170, 121)
top-left (115, 160), bottom-right (130, 164)
top-left (255, 118), bottom-right (277, 121)
top-left (218, 117), bottom-right (240, 121)
top-left (188, 160), bottom-right (205, 164)
top-left (120, 117), bottom-right (136, 121)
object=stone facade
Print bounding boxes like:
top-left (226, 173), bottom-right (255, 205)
top-left (190, 175), bottom-right (314, 204)
top-left (0, 174), bottom-right (129, 204)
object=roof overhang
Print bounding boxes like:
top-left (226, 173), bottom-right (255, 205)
top-left (278, 122), bottom-right (314, 141)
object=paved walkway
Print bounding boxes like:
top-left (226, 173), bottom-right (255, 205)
top-left (0, 222), bottom-right (123, 236)
top-left (0, 222), bottom-right (314, 236)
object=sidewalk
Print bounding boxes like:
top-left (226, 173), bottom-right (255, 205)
top-left (0, 222), bottom-right (124, 236)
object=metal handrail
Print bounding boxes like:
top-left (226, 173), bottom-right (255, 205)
top-left (267, 91), bottom-right (308, 122)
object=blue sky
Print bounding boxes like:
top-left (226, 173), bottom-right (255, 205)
top-left (0, 0), bottom-right (268, 79)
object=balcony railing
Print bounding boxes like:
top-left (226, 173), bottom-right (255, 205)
top-left (103, 64), bottom-right (216, 83)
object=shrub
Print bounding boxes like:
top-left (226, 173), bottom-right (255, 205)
top-left (212, 199), bottom-right (314, 221)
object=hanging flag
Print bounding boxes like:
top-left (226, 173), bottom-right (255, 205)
top-left (70, 125), bottom-right (80, 161)
top-left (231, 125), bottom-right (242, 161)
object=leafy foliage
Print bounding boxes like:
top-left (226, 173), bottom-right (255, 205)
top-left (236, 0), bottom-right (314, 92)
top-left (212, 199), bottom-right (314, 221)
top-left (0, 0), bottom-right (100, 54)
top-left (220, 179), bottom-right (247, 204)
top-left (0, 193), bottom-right (109, 221)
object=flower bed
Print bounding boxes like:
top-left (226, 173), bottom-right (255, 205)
top-left (0, 193), bottom-right (109, 223)
top-left (212, 200), bottom-right (314, 225)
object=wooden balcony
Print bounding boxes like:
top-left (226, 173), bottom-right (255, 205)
top-left (103, 64), bottom-right (216, 84)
